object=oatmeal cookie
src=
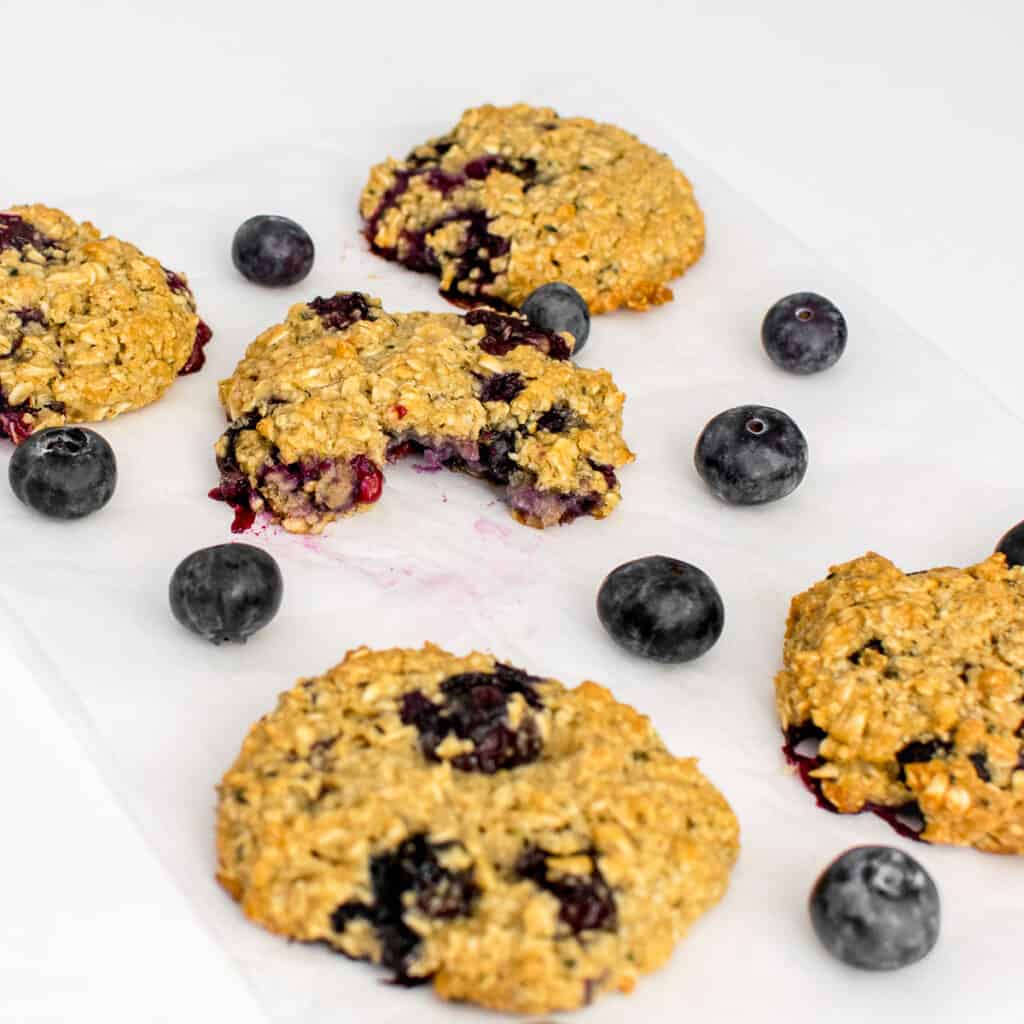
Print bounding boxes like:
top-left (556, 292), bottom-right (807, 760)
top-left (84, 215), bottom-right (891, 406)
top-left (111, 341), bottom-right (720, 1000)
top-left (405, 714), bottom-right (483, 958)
top-left (217, 644), bottom-right (739, 1014)
top-left (359, 104), bottom-right (704, 314)
top-left (0, 204), bottom-right (211, 441)
top-left (776, 553), bottom-right (1024, 854)
top-left (212, 292), bottom-right (633, 533)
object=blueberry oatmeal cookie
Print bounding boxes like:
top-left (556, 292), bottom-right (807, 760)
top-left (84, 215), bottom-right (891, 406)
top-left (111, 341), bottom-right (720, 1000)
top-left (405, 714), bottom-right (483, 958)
top-left (216, 644), bottom-right (739, 1014)
top-left (359, 104), bottom-right (704, 314)
top-left (776, 553), bottom-right (1024, 854)
top-left (212, 292), bottom-right (632, 533)
top-left (0, 204), bottom-right (211, 442)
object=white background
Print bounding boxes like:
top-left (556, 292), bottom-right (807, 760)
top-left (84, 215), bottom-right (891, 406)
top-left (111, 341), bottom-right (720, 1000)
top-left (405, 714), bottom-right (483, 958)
top-left (1, 1), bottom-right (1023, 1021)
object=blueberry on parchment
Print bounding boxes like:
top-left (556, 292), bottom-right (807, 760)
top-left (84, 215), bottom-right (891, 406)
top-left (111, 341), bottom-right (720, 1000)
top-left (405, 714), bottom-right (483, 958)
top-left (810, 846), bottom-right (940, 970)
top-left (9, 426), bottom-right (117, 519)
top-left (597, 555), bottom-right (724, 663)
top-left (169, 543), bottom-right (283, 644)
top-left (694, 405), bottom-right (807, 505)
top-left (232, 215), bottom-right (315, 286)
top-left (762, 292), bottom-right (846, 374)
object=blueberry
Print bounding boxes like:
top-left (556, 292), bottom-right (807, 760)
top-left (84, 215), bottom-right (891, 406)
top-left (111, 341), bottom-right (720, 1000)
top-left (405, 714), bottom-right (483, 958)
top-left (401, 664), bottom-right (545, 774)
top-left (231, 215), bottom-right (315, 286)
top-left (517, 846), bottom-right (617, 935)
top-left (521, 282), bottom-right (591, 354)
top-left (466, 307), bottom-right (571, 361)
top-left (762, 292), bottom-right (847, 374)
top-left (8, 426), bottom-right (116, 519)
top-left (478, 371), bottom-right (525, 403)
top-left (169, 543), bottom-right (282, 645)
top-left (996, 520), bottom-right (1024, 568)
top-left (810, 846), bottom-right (940, 970)
top-left (597, 555), bottom-right (724, 663)
top-left (694, 405), bottom-right (808, 505)
top-left (308, 292), bottom-right (373, 332)
top-left (330, 834), bottom-right (477, 982)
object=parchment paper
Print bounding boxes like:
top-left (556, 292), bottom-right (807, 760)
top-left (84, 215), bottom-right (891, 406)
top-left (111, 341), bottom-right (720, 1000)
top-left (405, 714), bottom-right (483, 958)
top-left (2, 108), bottom-right (1021, 1022)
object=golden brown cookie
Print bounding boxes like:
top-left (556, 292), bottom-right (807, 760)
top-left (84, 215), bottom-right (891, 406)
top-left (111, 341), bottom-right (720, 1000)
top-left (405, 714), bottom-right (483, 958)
top-left (217, 644), bottom-right (739, 1014)
top-left (0, 204), bottom-right (211, 441)
top-left (212, 292), bottom-right (633, 534)
top-left (776, 552), bottom-right (1024, 854)
top-left (359, 104), bottom-right (704, 314)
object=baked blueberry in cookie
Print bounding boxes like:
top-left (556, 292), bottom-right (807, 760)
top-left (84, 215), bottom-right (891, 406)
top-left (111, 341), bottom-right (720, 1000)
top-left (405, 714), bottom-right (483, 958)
top-left (359, 104), bottom-right (704, 314)
top-left (216, 644), bottom-right (739, 1014)
top-left (211, 292), bottom-right (632, 534)
top-left (776, 553), bottom-right (1024, 853)
top-left (0, 205), bottom-right (211, 441)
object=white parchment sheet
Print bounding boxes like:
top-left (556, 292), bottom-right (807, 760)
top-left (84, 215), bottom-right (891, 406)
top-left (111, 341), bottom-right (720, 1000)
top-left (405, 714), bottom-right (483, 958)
top-left (3, 107), bottom-right (1022, 1022)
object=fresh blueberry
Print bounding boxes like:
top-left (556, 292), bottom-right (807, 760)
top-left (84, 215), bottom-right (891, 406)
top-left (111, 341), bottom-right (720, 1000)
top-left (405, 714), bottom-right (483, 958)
top-left (169, 543), bottom-right (283, 645)
top-left (694, 405), bottom-right (808, 505)
top-left (762, 292), bottom-right (847, 374)
top-left (810, 846), bottom-right (940, 970)
top-left (8, 426), bottom-right (117, 519)
top-left (597, 555), bottom-right (724, 663)
top-left (521, 282), bottom-right (591, 354)
top-left (996, 520), bottom-right (1024, 568)
top-left (232, 215), bottom-right (315, 286)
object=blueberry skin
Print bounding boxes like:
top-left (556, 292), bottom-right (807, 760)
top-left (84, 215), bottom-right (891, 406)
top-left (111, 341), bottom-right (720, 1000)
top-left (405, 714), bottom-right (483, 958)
top-left (762, 292), bottom-right (847, 374)
top-left (521, 282), bottom-right (590, 354)
top-left (232, 215), bottom-right (315, 286)
top-left (169, 543), bottom-right (283, 645)
top-left (810, 846), bottom-right (940, 970)
top-left (996, 520), bottom-right (1024, 567)
top-left (694, 405), bottom-right (808, 505)
top-left (597, 555), bottom-right (724, 663)
top-left (8, 426), bottom-right (117, 519)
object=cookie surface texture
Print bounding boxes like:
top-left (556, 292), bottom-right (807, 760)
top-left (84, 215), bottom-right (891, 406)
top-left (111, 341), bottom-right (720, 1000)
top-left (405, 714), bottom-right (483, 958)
top-left (0, 204), bottom-right (211, 441)
top-left (359, 104), bottom-right (704, 314)
top-left (217, 644), bottom-right (739, 1014)
top-left (776, 552), bottom-right (1024, 853)
top-left (213, 292), bottom-right (633, 533)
